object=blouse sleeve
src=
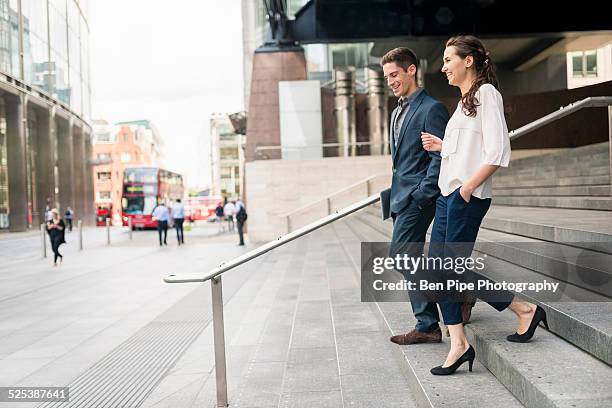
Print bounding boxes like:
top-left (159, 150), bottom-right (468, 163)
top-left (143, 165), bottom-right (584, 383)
top-left (480, 84), bottom-right (511, 167)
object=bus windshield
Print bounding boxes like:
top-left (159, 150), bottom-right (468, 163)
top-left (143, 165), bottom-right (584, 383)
top-left (122, 196), bottom-right (157, 215)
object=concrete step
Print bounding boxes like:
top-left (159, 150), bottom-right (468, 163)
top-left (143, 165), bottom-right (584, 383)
top-left (501, 150), bottom-right (610, 173)
top-left (466, 303), bottom-right (612, 408)
top-left (495, 164), bottom-right (610, 181)
top-left (493, 174), bottom-right (610, 189)
top-left (332, 220), bottom-right (523, 408)
top-left (491, 196), bottom-right (611, 211)
top-left (352, 208), bottom-right (612, 366)
top-left (494, 185), bottom-right (610, 197)
top-left (506, 142), bottom-right (609, 169)
top-left (483, 206), bottom-right (612, 254)
top-left (475, 228), bottom-right (612, 298)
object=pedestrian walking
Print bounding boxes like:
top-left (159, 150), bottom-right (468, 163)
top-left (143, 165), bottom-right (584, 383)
top-left (215, 202), bottom-right (225, 232)
top-left (235, 199), bottom-right (247, 246)
top-left (379, 47), bottom-right (450, 347)
top-left (171, 199), bottom-right (185, 245)
top-left (64, 206), bottom-right (74, 232)
top-left (224, 201), bottom-right (235, 232)
top-left (47, 208), bottom-right (66, 266)
top-left (152, 202), bottom-right (170, 246)
top-left (421, 35), bottom-right (545, 375)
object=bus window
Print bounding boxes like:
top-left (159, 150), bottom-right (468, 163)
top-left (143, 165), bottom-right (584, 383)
top-left (122, 196), bottom-right (157, 214)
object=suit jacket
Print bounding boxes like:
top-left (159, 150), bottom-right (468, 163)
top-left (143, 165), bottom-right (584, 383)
top-left (381, 90), bottom-right (449, 219)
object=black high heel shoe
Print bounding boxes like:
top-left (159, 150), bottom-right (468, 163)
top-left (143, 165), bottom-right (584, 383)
top-left (507, 305), bottom-right (548, 343)
top-left (430, 345), bottom-right (475, 375)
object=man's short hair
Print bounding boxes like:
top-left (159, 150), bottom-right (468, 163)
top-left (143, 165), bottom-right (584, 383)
top-left (177, 198), bottom-right (181, 203)
top-left (380, 47), bottom-right (418, 74)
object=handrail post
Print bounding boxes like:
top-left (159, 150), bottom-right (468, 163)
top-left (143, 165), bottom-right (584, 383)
top-left (286, 216), bottom-right (292, 234)
top-left (326, 197), bottom-right (332, 215)
top-left (78, 220), bottom-right (83, 250)
top-left (608, 106), bottom-right (612, 201)
top-left (106, 218), bottom-right (111, 245)
top-left (366, 179), bottom-right (371, 197)
top-left (211, 276), bottom-right (228, 407)
top-left (40, 223), bottom-right (47, 258)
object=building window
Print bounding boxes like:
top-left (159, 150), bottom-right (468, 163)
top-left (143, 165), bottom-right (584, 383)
top-left (98, 191), bottom-right (112, 200)
top-left (120, 153), bottom-right (132, 162)
top-left (97, 171), bottom-right (111, 181)
top-left (124, 134), bottom-right (129, 143)
top-left (95, 132), bottom-right (113, 143)
top-left (571, 50), bottom-right (598, 77)
top-left (96, 153), bottom-right (111, 162)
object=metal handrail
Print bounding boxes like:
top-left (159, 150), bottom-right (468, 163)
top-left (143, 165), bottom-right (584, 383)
top-left (280, 174), bottom-right (386, 219)
top-left (164, 194), bottom-right (380, 284)
top-left (509, 96), bottom-right (612, 141)
top-left (163, 95), bottom-right (612, 408)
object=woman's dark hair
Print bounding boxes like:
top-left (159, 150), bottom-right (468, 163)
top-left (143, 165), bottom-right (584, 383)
top-left (446, 35), bottom-right (499, 117)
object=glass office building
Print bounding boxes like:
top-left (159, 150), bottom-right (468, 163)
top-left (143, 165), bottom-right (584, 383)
top-left (0, 0), bottom-right (93, 232)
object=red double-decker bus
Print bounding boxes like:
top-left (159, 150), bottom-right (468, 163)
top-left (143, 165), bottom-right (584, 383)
top-left (121, 167), bottom-right (184, 229)
top-left (184, 196), bottom-right (223, 222)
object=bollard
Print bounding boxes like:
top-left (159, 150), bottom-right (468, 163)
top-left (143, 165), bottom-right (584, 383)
top-left (41, 223), bottom-right (47, 258)
top-left (128, 217), bottom-right (133, 240)
top-left (106, 218), bottom-right (111, 245)
top-left (78, 220), bottom-right (83, 250)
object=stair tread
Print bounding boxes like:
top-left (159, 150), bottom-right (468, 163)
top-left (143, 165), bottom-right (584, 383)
top-left (485, 205), bottom-right (612, 238)
top-left (333, 220), bottom-right (523, 408)
top-left (466, 303), bottom-right (612, 408)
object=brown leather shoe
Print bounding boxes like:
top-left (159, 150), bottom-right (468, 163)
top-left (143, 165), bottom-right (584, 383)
top-left (462, 301), bottom-right (476, 324)
top-left (390, 328), bottom-right (442, 345)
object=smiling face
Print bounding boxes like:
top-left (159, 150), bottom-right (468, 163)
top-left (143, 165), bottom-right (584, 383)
top-left (441, 46), bottom-right (473, 88)
top-left (382, 62), bottom-right (416, 98)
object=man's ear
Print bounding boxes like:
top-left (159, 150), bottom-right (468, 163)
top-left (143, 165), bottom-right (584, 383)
top-left (408, 64), bottom-right (417, 77)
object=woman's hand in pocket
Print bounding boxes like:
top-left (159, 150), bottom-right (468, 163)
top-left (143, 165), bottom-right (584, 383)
top-left (421, 132), bottom-right (442, 152)
top-left (459, 184), bottom-right (473, 203)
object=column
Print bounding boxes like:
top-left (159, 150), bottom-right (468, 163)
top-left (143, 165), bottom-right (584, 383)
top-left (72, 126), bottom-right (86, 221)
top-left (34, 107), bottom-right (55, 224)
top-left (84, 131), bottom-right (95, 225)
top-left (56, 117), bottom-right (74, 213)
top-left (5, 94), bottom-right (28, 231)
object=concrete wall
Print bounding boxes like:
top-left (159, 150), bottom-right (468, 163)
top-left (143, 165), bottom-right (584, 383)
top-left (246, 155), bottom-right (391, 242)
top-left (279, 80), bottom-right (323, 160)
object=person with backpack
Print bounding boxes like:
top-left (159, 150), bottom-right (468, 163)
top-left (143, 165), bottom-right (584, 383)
top-left (235, 199), bottom-right (247, 246)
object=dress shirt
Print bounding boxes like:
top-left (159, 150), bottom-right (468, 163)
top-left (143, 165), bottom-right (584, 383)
top-left (393, 88), bottom-right (423, 147)
top-left (171, 202), bottom-right (185, 219)
top-left (152, 205), bottom-right (170, 222)
top-left (438, 84), bottom-right (511, 199)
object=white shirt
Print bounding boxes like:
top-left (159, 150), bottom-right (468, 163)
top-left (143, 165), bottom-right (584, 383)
top-left (152, 205), bottom-right (170, 222)
top-left (438, 84), bottom-right (511, 199)
top-left (171, 202), bottom-right (185, 219)
top-left (223, 203), bottom-right (235, 217)
top-left (234, 201), bottom-right (244, 215)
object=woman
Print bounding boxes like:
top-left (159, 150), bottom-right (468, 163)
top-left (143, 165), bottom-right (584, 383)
top-left (47, 208), bottom-right (66, 266)
top-left (421, 35), bottom-right (547, 375)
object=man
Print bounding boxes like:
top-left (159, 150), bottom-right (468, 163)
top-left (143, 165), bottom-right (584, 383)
top-left (224, 201), bottom-right (235, 232)
top-left (152, 202), bottom-right (170, 246)
top-left (64, 207), bottom-right (74, 232)
top-left (171, 199), bottom-right (185, 245)
top-left (381, 47), bottom-right (454, 345)
top-left (234, 199), bottom-right (247, 246)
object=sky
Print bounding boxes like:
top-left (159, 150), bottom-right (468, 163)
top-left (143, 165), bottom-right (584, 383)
top-left (89, 0), bottom-right (245, 190)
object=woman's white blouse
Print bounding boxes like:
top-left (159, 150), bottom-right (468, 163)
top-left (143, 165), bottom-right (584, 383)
top-left (438, 83), bottom-right (511, 199)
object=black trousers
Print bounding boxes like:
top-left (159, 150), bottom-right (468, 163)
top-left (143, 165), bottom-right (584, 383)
top-left (237, 220), bottom-right (245, 245)
top-left (51, 238), bottom-right (64, 263)
top-left (157, 220), bottom-right (168, 245)
top-left (174, 218), bottom-right (184, 243)
top-left (66, 219), bottom-right (73, 231)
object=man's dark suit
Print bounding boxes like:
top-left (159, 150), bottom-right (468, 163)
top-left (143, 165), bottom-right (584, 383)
top-left (384, 89), bottom-right (449, 333)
